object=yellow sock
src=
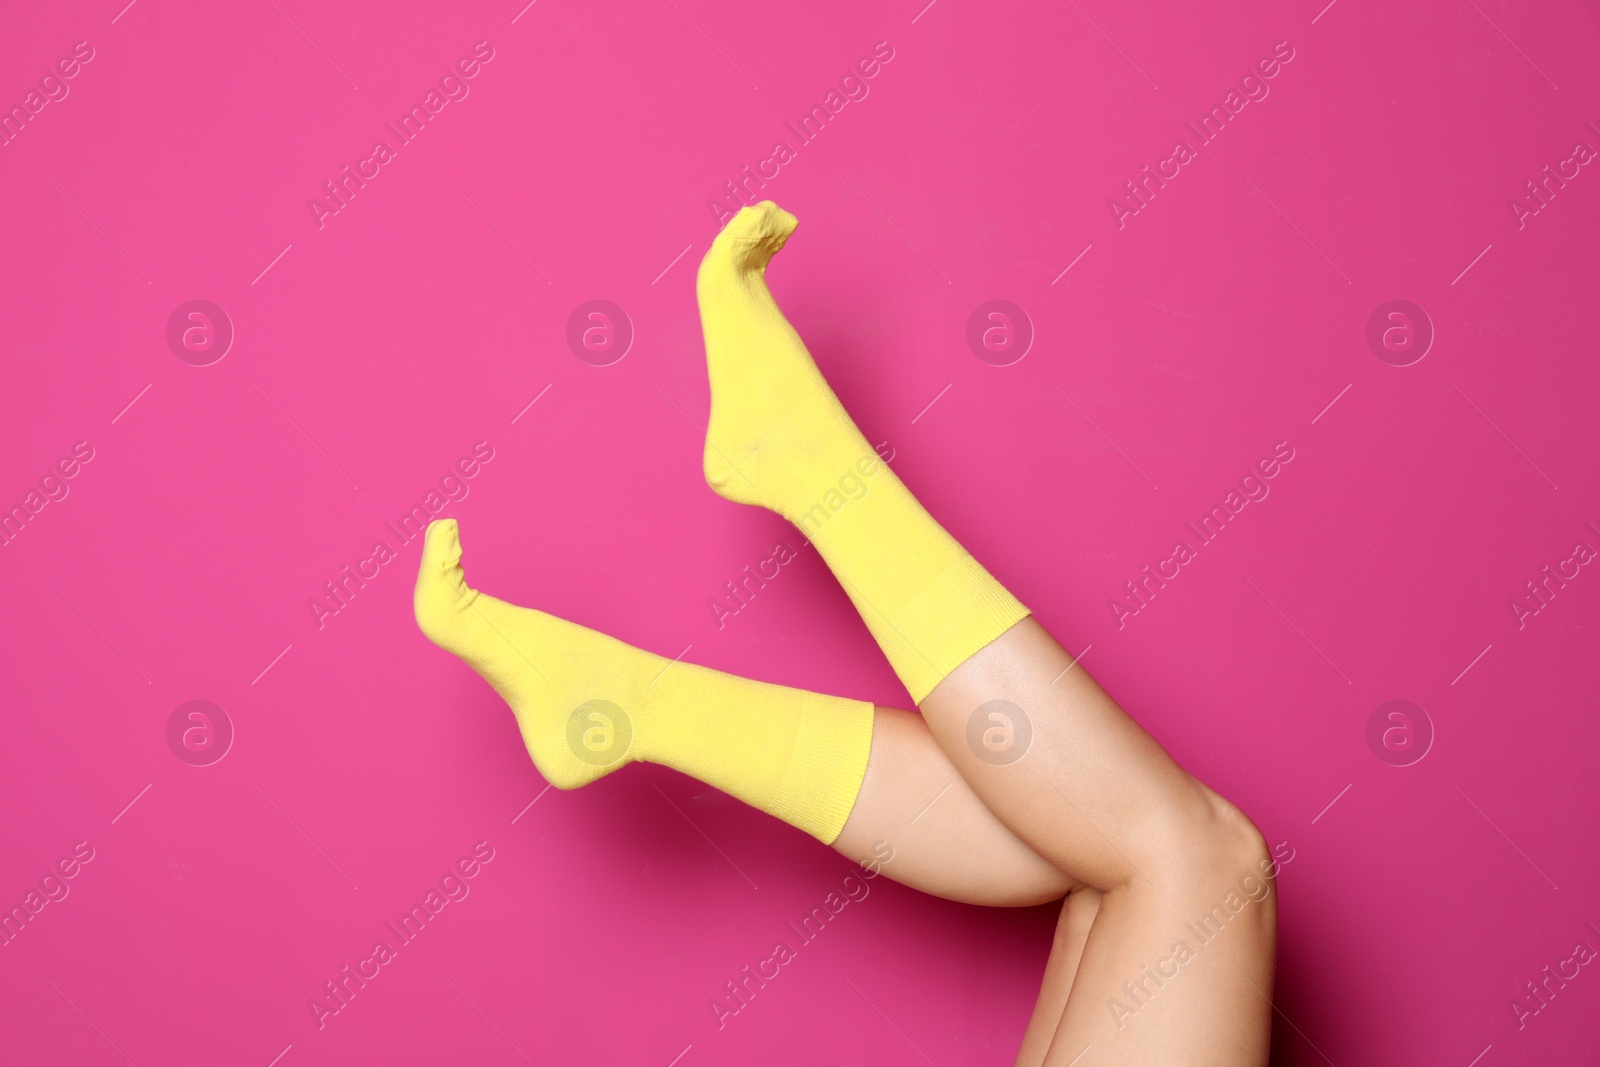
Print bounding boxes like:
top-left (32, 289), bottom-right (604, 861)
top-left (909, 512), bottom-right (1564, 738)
top-left (697, 201), bottom-right (1029, 703)
top-left (413, 519), bottom-right (874, 844)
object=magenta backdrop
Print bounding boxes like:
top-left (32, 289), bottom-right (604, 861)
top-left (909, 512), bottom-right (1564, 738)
top-left (3, 0), bottom-right (1599, 1064)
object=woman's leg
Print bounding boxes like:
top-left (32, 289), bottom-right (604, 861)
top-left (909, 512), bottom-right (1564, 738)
top-left (414, 517), bottom-right (1074, 907)
top-left (835, 705), bottom-right (1075, 907)
top-left (927, 623), bottom-right (1276, 1066)
top-left (1015, 888), bottom-right (1102, 1067)
top-left (696, 201), bottom-right (1277, 1064)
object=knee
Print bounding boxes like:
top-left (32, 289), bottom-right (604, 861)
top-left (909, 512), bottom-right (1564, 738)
top-left (1153, 785), bottom-right (1273, 891)
top-left (1207, 791), bottom-right (1270, 867)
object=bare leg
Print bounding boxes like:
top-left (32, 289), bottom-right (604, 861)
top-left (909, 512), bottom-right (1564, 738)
top-left (833, 705), bottom-right (1077, 907)
top-left (1016, 888), bottom-right (1102, 1067)
top-left (693, 202), bottom-right (1277, 1063)
top-left (922, 623), bottom-right (1277, 1066)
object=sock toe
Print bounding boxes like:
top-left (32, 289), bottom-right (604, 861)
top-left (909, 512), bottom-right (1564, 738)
top-left (711, 201), bottom-right (798, 273)
top-left (415, 518), bottom-right (478, 645)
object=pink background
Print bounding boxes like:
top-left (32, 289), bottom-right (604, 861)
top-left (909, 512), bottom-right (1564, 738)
top-left (3, 0), bottom-right (1599, 1063)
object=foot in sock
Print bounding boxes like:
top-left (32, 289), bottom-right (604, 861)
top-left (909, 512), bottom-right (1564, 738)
top-left (413, 517), bottom-right (875, 842)
top-left (696, 200), bottom-right (879, 517)
top-left (413, 516), bottom-right (657, 790)
top-left (695, 200), bottom-right (1031, 703)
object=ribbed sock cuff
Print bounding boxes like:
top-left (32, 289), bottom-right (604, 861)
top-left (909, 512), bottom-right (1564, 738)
top-left (868, 554), bottom-right (1031, 703)
top-left (769, 697), bottom-right (876, 845)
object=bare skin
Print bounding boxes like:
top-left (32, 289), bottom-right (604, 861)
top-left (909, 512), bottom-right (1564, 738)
top-left (695, 201), bottom-right (1280, 1064)
top-left (919, 620), bottom-right (1276, 1066)
top-left (827, 623), bottom-right (1276, 1066)
top-left (832, 704), bottom-right (1078, 908)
